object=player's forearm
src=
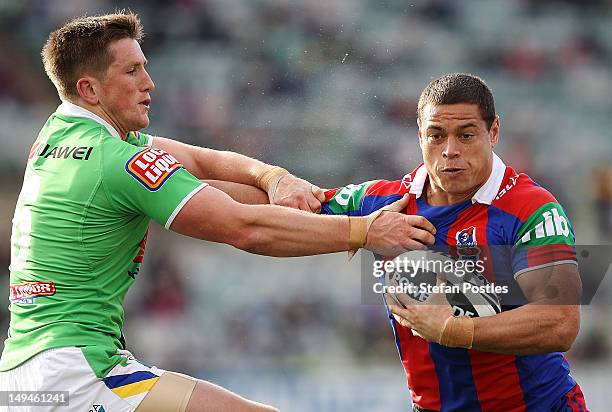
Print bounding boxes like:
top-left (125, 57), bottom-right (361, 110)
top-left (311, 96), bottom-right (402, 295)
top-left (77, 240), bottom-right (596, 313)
top-left (204, 180), bottom-right (269, 205)
top-left (153, 137), bottom-right (278, 186)
top-left (236, 204), bottom-right (350, 256)
top-left (472, 304), bottom-right (580, 355)
top-left (196, 148), bottom-right (274, 187)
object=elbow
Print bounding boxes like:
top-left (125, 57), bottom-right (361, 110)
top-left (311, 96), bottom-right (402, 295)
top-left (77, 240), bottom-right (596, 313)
top-left (232, 227), bottom-right (258, 253)
top-left (556, 327), bottom-right (579, 353)
top-left (230, 221), bottom-right (271, 255)
top-left (550, 310), bottom-right (580, 353)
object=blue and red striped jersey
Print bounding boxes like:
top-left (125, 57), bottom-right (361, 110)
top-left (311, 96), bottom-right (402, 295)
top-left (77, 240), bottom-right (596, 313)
top-left (321, 154), bottom-right (580, 412)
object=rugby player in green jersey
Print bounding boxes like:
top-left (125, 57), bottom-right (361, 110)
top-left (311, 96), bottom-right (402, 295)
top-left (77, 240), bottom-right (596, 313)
top-left (0, 11), bottom-right (437, 412)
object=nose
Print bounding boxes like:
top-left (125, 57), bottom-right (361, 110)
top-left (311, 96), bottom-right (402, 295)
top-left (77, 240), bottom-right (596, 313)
top-left (142, 68), bottom-right (155, 92)
top-left (442, 136), bottom-right (460, 159)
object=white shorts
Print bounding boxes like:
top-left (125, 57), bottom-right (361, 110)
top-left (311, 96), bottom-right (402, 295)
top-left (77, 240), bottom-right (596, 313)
top-left (0, 347), bottom-right (166, 412)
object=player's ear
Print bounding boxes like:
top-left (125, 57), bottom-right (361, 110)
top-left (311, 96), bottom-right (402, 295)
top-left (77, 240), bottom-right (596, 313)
top-left (489, 115), bottom-right (500, 149)
top-left (76, 76), bottom-right (99, 105)
top-left (417, 121), bottom-right (424, 149)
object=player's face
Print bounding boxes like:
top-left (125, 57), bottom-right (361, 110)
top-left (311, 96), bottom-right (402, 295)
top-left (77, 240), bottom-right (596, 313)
top-left (96, 38), bottom-right (155, 137)
top-left (418, 103), bottom-right (499, 202)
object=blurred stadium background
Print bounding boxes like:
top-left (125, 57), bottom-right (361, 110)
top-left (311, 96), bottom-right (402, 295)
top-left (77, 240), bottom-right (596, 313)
top-left (1, 0), bottom-right (611, 410)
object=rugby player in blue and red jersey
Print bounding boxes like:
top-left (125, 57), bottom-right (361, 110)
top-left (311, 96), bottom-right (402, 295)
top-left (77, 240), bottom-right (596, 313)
top-left (320, 74), bottom-right (588, 411)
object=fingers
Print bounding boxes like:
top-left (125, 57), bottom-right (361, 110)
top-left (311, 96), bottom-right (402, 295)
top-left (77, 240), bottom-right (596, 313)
top-left (383, 194), bottom-right (410, 213)
top-left (404, 214), bottom-right (436, 236)
top-left (278, 196), bottom-right (314, 212)
top-left (384, 214), bottom-right (436, 248)
top-left (311, 185), bottom-right (326, 203)
top-left (389, 305), bottom-right (414, 329)
top-left (405, 226), bottom-right (436, 246)
top-left (306, 192), bottom-right (323, 213)
top-left (273, 175), bottom-right (324, 213)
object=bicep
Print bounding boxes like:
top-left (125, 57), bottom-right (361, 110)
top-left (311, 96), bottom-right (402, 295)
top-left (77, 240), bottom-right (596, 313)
top-left (153, 136), bottom-right (210, 178)
top-left (169, 184), bottom-right (248, 246)
top-left (516, 263), bottom-right (582, 304)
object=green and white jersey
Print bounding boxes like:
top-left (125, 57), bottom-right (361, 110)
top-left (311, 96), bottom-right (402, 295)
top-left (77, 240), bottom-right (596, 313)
top-left (1, 102), bottom-right (206, 377)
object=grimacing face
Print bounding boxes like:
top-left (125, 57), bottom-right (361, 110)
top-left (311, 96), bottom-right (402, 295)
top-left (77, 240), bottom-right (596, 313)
top-left (418, 103), bottom-right (499, 202)
top-left (94, 38), bottom-right (155, 136)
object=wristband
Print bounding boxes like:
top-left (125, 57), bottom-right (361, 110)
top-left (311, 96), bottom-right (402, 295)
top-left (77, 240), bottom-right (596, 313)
top-left (257, 167), bottom-right (289, 194)
top-left (348, 216), bottom-right (367, 250)
top-left (347, 209), bottom-right (384, 259)
top-left (439, 315), bottom-right (474, 349)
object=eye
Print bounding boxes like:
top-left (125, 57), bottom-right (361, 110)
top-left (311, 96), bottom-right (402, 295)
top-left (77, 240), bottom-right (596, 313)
top-left (460, 133), bottom-right (474, 140)
top-left (428, 134), bottom-right (444, 143)
top-left (127, 68), bottom-right (136, 75)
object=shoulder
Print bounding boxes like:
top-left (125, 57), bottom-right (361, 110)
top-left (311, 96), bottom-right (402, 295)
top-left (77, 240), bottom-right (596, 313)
top-left (492, 166), bottom-right (560, 221)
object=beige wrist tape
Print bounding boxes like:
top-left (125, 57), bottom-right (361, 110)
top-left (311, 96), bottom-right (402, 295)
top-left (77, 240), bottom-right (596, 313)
top-left (348, 216), bottom-right (368, 250)
top-left (348, 209), bottom-right (385, 259)
top-left (257, 167), bottom-right (289, 193)
top-left (439, 315), bottom-right (474, 349)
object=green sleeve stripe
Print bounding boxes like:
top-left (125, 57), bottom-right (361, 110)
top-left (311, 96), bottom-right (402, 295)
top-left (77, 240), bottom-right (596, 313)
top-left (515, 202), bottom-right (575, 247)
top-left (325, 182), bottom-right (374, 215)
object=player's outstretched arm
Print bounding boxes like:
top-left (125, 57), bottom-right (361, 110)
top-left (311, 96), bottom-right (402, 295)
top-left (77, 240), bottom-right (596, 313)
top-left (153, 136), bottom-right (325, 211)
top-left (169, 186), bottom-right (436, 257)
top-left (204, 180), bottom-right (269, 205)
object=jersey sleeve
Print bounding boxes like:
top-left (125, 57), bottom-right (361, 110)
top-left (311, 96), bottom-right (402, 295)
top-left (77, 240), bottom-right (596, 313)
top-left (102, 141), bottom-right (207, 229)
top-left (125, 131), bottom-right (153, 147)
top-left (321, 179), bottom-right (406, 216)
top-left (511, 201), bottom-right (577, 279)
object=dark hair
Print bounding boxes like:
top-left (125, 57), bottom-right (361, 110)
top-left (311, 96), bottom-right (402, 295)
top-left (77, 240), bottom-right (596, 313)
top-left (417, 73), bottom-right (496, 130)
top-left (42, 11), bottom-right (144, 99)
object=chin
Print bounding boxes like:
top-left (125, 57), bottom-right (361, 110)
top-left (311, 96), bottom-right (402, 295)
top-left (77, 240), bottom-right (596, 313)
top-left (441, 183), bottom-right (470, 195)
top-left (135, 117), bottom-right (150, 130)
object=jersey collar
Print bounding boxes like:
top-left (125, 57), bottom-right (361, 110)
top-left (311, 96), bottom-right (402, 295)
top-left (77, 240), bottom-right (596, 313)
top-left (408, 152), bottom-right (506, 205)
top-left (56, 101), bottom-right (121, 139)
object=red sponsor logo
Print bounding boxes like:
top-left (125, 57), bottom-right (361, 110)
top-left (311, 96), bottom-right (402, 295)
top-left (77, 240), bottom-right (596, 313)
top-left (28, 141), bottom-right (41, 161)
top-left (125, 148), bottom-right (183, 191)
top-left (133, 230), bottom-right (149, 264)
top-left (10, 281), bottom-right (56, 301)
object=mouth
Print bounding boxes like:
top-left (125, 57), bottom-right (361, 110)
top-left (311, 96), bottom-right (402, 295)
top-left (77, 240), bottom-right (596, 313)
top-left (440, 167), bottom-right (465, 176)
top-left (139, 98), bottom-right (151, 109)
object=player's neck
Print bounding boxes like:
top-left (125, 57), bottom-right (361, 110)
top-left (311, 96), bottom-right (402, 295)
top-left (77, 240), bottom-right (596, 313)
top-left (67, 98), bottom-right (129, 140)
top-left (424, 180), bottom-right (479, 206)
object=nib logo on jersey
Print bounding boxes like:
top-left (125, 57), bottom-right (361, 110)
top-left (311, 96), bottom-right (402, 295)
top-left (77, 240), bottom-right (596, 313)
top-left (519, 205), bottom-right (572, 245)
top-left (89, 404), bottom-right (106, 412)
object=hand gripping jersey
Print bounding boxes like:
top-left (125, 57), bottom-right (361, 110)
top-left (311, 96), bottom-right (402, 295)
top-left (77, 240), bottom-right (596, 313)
top-left (1, 102), bottom-right (207, 378)
top-left (322, 154), bottom-right (582, 412)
